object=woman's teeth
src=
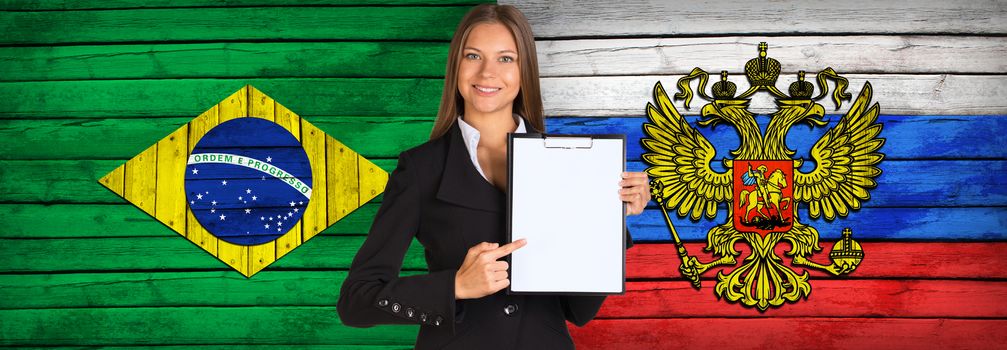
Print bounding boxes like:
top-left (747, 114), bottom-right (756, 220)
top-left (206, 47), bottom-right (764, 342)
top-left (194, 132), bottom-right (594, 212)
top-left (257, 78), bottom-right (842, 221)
top-left (475, 85), bottom-right (500, 93)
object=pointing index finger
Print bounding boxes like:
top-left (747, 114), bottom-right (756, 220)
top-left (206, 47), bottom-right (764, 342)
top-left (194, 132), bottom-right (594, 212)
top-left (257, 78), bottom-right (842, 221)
top-left (483, 239), bottom-right (527, 260)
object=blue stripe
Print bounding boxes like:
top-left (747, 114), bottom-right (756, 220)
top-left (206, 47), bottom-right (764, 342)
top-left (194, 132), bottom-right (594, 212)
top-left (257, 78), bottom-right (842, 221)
top-left (626, 207), bottom-right (1007, 242)
top-left (547, 115), bottom-right (1007, 160)
top-left (623, 160), bottom-right (1007, 207)
top-left (545, 116), bottom-right (1007, 242)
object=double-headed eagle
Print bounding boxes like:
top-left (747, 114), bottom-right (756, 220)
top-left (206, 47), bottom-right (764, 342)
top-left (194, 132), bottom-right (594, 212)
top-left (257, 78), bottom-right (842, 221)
top-left (642, 43), bottom-right (884, 310)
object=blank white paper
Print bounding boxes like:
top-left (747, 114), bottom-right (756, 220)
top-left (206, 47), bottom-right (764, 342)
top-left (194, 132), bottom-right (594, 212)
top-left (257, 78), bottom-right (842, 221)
top-left (509, 135), bottom-right (625, 294)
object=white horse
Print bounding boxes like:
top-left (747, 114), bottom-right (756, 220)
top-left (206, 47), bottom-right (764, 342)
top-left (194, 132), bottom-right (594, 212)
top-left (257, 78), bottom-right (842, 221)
top-left (739, 169), bottom-right (790, 221)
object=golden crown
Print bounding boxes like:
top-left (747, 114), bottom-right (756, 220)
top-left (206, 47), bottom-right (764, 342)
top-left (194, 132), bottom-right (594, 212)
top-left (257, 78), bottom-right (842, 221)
top-left (744, 42), bottom-right (781, 88)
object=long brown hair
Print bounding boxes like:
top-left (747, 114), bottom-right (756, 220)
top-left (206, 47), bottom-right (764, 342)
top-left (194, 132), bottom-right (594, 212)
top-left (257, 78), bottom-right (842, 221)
top-left (429, 4), bottom-right (544, 140)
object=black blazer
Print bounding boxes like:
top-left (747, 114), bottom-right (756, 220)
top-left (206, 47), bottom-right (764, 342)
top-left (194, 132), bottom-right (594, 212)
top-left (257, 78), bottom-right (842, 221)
top-left (337, 120), bottom-right (633, 349)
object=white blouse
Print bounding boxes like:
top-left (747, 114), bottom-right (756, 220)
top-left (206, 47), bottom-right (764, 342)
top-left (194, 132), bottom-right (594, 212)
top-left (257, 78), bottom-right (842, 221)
top-left (456, 115), bottom-right (527, 181)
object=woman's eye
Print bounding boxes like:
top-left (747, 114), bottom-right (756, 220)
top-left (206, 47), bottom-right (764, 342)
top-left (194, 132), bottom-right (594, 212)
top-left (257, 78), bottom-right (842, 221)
top-left (499, 56), bottom-right (515, 63)
top-left (465, 53), bottom-right (480, 60)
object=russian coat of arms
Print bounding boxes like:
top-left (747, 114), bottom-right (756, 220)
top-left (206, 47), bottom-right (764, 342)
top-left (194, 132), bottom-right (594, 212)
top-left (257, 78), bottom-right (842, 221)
top-left (643, 43), bottom-right (884, 310)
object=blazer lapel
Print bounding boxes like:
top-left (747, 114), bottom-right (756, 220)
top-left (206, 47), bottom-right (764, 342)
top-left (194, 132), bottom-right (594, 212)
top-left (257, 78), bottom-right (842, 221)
top-left (436, 122), bottom-right (505, 213)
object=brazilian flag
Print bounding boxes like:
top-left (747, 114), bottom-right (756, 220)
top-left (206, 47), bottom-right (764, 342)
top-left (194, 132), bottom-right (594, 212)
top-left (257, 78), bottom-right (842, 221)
top-left (0, 0), bottom-right (482, 346)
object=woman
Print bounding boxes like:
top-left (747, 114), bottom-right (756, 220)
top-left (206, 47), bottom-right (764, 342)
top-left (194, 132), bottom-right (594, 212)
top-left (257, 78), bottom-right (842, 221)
top-left (337, 4), bottom-right (651, 349)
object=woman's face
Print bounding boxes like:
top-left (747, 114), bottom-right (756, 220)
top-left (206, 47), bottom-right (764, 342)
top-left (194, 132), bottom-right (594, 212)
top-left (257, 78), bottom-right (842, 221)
top-left (457, 22), bottom-right (521, 117)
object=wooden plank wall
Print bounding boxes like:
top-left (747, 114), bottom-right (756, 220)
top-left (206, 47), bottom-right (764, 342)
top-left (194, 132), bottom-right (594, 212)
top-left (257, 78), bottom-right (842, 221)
top-left (500, 0), bottom-right (1007, 348)
top-left (0, 0), bottom-right (490, 347)
top-left (4, 0), bottom-right (1007, 348)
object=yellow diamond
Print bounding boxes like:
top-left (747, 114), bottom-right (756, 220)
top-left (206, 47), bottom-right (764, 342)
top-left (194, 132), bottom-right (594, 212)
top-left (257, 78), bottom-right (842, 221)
top-left (97, 85), bottom-right (388, 277)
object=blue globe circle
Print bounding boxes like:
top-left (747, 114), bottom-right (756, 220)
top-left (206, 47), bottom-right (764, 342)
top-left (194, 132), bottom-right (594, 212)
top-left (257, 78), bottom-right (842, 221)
top-left (184, 117), bottom-right (313, 246)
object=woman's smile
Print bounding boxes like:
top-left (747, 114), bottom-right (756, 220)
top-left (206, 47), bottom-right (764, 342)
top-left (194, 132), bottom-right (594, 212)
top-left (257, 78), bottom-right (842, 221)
top-left (473, 84), bottom-right (503, 96)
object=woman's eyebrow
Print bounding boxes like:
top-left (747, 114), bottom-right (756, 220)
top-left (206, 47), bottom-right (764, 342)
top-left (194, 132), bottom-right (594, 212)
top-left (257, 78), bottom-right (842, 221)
top-left (462, 47), bottom-right (516, 55)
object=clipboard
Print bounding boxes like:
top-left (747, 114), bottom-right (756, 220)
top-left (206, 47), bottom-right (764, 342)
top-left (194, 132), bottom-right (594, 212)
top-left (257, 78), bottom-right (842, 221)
top-left (506, 133), bottom-right (626, 295)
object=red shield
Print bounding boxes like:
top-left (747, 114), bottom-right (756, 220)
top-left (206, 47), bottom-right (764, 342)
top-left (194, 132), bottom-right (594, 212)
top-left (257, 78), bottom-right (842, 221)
top-left (733, 160), bottom-right (794, 236)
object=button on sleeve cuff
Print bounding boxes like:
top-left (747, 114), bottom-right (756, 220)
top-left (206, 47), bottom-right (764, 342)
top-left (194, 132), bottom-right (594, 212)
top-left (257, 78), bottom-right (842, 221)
top-left (371, 268), bottom-right (460, 334)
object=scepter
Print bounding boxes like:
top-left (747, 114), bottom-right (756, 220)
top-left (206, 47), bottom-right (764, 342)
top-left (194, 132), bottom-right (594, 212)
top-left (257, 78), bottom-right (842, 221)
top-left (650, 180), bottom-right (702, 289)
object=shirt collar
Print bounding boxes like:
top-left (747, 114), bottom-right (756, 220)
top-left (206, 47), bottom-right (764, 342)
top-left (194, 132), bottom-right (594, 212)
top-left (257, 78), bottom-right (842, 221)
top-left (456, 114), bottom-right (527, 179)
top-left (457, 114), bottom-right (527, 149)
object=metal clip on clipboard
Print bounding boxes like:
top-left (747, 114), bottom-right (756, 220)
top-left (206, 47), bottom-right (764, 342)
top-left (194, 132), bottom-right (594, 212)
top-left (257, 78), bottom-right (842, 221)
top-left (541, 135), bottom-right (594, 149)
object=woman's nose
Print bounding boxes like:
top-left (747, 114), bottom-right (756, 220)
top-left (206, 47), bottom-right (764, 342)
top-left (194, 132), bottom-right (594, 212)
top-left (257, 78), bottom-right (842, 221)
top-left (478, 61), bottom-right (497, 78)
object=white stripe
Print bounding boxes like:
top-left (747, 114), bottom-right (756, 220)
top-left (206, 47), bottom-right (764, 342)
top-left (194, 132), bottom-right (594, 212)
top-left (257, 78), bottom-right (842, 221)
top-left (187, 153), bottom-right (312, 199)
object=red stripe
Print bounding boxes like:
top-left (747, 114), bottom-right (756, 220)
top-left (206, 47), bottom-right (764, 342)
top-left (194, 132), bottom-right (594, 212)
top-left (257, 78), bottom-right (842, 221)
top-left (627, 242), bottom-right (1007, 279)
top-left (597, 280), bottom-right (1007, 318)
top-left (569, 318), bottom-right (1007, 350)
top-left (569, 242), bottom-right (1007, 347)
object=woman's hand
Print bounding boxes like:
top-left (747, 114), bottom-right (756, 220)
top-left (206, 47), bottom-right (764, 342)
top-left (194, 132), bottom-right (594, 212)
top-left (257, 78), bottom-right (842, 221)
top-left (620, 172), bottom-right (652, 216)
top-left (454, 239), bottom-right (527, 300)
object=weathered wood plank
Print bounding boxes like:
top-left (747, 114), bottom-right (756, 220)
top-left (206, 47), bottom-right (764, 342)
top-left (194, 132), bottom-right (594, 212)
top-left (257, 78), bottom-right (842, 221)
top-left (5, 37), bottom-right (1004, 82)
top-left (186, 208), bottom-right (217, 255)
top-left (0, 116), bottom-right (430, 160)
top-left (2, 75), bottom-right (1002, 118)
top-left (1, 199), bottom-right (1003, 242)
top-left (0, 204), bottom-right (173, 238)
top-left (213, 221), bottom-right (250, 276)
top-left (187, 103), bottom-right (219, 152)
top-left (3, 272), bottom-right (1003, 319)
top-left (217, 86), bottom-right (248, 122)
top-left (549, 115), bottom-right (1007, 161)
top-left (249, 240), bottom-right (276, 276)
top-left (273, 101), bottom-right (303, 259)
top-left (0, 159), bottom-right (394, 204)
top-left (0, 203), bottom-right (378, 239)
top-left (3, 115), bottom-right (1003, 161)
top-left (0, 7), bottom-right (470, 45)
top-left (0, 236), bottom-right (428, 273)
top-left (248, 86), bottom-right (275, 121)
top-left (3, 233), bottom-right (1005, 274)
top-left (627, 206), bottom-right (1007, 242)
top-left (301, 119), bottom-right (329, 241)
top-left (0, 42), bottom-right (449, 82)
top-left (503, 0), bottom-right (1007, 37)
top-left (185, 104), bottom-right (220, 254)
top-left (326, 137), bottom-right (360, 225)
top-left (608, 280), bottom-right (1007, 318)
top-left (3, 160), bottom-right (1005, 242)
top-left (246, 87), bottom-right (277, 275)
top-left (97, 164), bottom-right (124, 197)
top-left (8, 158), bottom-right (995, 206)
top-left (0, 0), bottom-right (487, 10)
top-left (568, 318), bottom-right (1007, 350)
top-left (0, 79), bottom-right (443, 119)
top-left (154, 124), bottom-right (188, 234)
top-left (536, 36), bottom-right (1007, 76)
top-left (358, 154), bottom-right (388, 206)
top-left (0, 307), bottom-right (419, 346)
top-left (540, 74), bottom-right (1007, 116)
top-left (122, 144), bottom-right (156, 215)
top-left (628, 242), bottom-right (1007, 280)
top-left (1, 346), bottom-right (409, 350)
top-left (214, 86), bottom-right (249, 276)
top-left (0, 270), bottom-right (381, 309)
top-left (274, 103), bottom-right (301, 142)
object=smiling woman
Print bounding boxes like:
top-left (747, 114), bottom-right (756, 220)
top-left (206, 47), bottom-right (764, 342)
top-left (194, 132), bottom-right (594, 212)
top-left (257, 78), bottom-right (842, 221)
top-left (429, 4), bottom-right (544, 140)
top-left (336, 4), bottom-right (651, 350)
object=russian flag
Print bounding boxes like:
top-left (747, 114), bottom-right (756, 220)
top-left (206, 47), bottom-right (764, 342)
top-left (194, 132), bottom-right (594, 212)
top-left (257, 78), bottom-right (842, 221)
top-left (502, 0), bottom-right (1007, 348)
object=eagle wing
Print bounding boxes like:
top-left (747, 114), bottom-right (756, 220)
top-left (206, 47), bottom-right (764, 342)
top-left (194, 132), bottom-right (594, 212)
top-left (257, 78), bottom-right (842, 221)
top-left (794, 82), bottom-right (885, 220)
top-left (642, 81), bottom-right (732, 220)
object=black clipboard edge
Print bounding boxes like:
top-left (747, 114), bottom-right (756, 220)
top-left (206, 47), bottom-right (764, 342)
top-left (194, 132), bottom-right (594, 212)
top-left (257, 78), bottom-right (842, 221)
top-left (505, 133), bottom-right (627, 296)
